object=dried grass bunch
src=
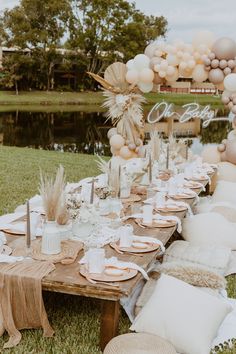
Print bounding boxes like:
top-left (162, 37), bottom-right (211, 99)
top-left (39, 165), bottom-right (66, 222)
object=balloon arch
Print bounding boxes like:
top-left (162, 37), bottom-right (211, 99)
top-left (89, 31), bottom-right (236, 162)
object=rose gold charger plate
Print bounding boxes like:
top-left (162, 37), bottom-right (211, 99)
top-left (168, 193), bottom-right (195, 200)
top-left (186, 176), bottom-right (208, 182)
top-left (135, 218), bottom-right (176, 228)
top-left (155, 205), bottom-right (187, 213)
top-left (184, 181), bottom-right (203, 189)
top-left (110, 241), bottom-right (160, 254)
top-left (2, 228), bottom-right (25, 236)
top-left (121, 194), bottom-right (142, 203)
top-left (80, 265), bottom-right (138, 282)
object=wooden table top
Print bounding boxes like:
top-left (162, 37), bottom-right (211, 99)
top-left (5, 177), bottom-right (211, 302)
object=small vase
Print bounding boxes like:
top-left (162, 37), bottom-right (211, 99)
top-left (41, 221), bottom-right (61, 255)
top-left (72, 221), bottom-right (94, 240)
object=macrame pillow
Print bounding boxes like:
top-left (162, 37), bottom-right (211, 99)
top-left (164, 240), bottom-right (231, 275)
top-left (211, 180), bottom-right (236, 204)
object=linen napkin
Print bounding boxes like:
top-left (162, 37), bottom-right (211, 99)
top-left (166, 199), bottom-right (193, 217)
top-left (79, 255), bottom-right (149, 280)
top-left (0, 232), bottom-right (6, 247)
top-left (0, 255), bottom-right (24, 263)
top-left (132, 235), bottom-right (165, 253)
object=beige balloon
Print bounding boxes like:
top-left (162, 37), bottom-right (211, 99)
top-left (208, 68), bottom-right (225, 85)
top-left (212, 37), bottom-right (236, 60)
top-left (192, 64), bottom-right (208, 82)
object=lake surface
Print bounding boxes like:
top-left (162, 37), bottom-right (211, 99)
top-left (0, 108), bottom-right (232, 155)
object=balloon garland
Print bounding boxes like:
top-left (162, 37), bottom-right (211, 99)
top-left (89, 31), bottom-right (236, 160)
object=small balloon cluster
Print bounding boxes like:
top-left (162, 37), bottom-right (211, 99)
top-left (203, 37), bottom-right (236, 88)
top-left (107, 128), bottom-right (144, 159)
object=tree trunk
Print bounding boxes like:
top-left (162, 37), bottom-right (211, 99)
top-left (15, 81), bottom-right (19, 95)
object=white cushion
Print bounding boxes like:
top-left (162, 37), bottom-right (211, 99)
top-left (131, 274), bottom-right (232, 354)
top-left (217, 162), bottom-right (236, 183)
top-left (182, 212), bottom-right (236, 250)
top-left (164, 240), bottom-right (231, 275)
top-left (212, 180), bottom-right (236, 204)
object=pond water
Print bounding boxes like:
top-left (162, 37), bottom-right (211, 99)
top-left (0, 108), bottom-right (232, 156)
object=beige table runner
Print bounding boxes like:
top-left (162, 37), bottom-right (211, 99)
top-left (0, 260), bottom-right (55, 348)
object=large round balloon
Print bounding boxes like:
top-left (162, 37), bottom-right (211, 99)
top-left (125, 70), bottom-right (139, 84)
top-left (119, 146), bottom-right (133, 159)
top-left (139, 68), bottom-right (154, 83)
top-left (224, 73), bottom-right (236, 92)
top-left (225, 140), bottom-right (236, 164)
top-left (212, 37), bottom-right (236, 60)
top-left (208, 68), bottom-right (225, 85)
top-left (107, 127), bottom-right (117, 139)
top-left (192, 64), bottom-right (208, 82)
top-left (165, 67), bottom-right (179, 82)
top-left (133, 54), bottom-right (150, 70)
top-left (144, 42), bottom-right (158, 58)
top-left (138, 82), bottom-right (153, 93)
top-left (110, 134), bottom-right (125, 150)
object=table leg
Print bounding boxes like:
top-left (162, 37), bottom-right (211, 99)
top-left (100, 299), bottom-right (120, 351)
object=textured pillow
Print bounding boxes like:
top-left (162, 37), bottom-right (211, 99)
top-left (131, 274), bottom-right (232, 354)
top-left (217, 162), bottom-right (236, 183)
top-left (211, 180), bottom-right (236, 204)
top-left (164, 240), bottom-right (231, 275)
top-left (157, 261), bottom-right (226, 289)
top-left (182, 212), bottom-right (236, 250)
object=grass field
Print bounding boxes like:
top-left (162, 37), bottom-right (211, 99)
top-left (0, 90), bottom-right (223, 110)
top-left (0, 146), bottom-right (235, 353)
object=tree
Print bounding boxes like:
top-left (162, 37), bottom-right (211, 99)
top-left (67, 0), bottom-right (168, 82)
top-left (1, 0), bottom-right (72, 90)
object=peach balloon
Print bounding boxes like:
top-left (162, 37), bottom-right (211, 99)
top-left (166, 54), bottom-right (179, 66)
top-left (192, 64), bottom-right (208, 82)
top-left (139, 68), bottom-right (154, 83)
top-left (119, 146), bottom-right (133, 159)
top-left (110, 134), bottom-right (125, 150)
top-left (126, 70), bottom-right (139, 84)
top-left (166, 67), bottom-right (179, 82)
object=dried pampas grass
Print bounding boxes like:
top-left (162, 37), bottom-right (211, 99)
top-left (39, 165), bottom-right (66, 221)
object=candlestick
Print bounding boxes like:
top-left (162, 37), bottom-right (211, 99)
top-left (118, 165), bottom-right (121, 198)
top-left (166, 143), bottom-right (169, 170)
top-left (90, 178), bottom-right (95, 204)
top-left (26, 200), bottom-right (31, 249)
top-left (108, 160), bottom-right (111, 187)
top-left (149, 154), bottom-right (152, 184)
top-left (186, 143), bottom-right (189, 161)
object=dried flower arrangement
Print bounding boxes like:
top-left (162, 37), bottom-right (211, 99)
top-left (39, 165), bottom-right (66, 222)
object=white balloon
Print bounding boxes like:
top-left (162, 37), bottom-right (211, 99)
top-left (159, 70), bottom-right (166, 78)
top-left (133, 54), bottom-right (150, 70)
top-left (126, 59), bottom-right (134, 70)
top-left (224, 74), bottom-right (236, 92)
top-left (166, 53), bottom-right (179, 66)
top-left (139, 68), bottom-right (154, 83)
top-left (166, 67), bottom-right (179, 82)
top-left (155, 49), bottom-right (163, 57)
top-left (160, 60), bottom-right (168, 70)
top-left (154, 64), bottom-right (161, 72)
top-left (138, 82), bottom-right (153, 93)
top-left (187, 59), bottom-right (196, 69)
top-left (177, 50), bottom-right (183, 58)
top-left (166, 66), bottom-right (175, 76)
top-left (125, 69), bottom-right (139, 84)
top-left (183, 52), bottom-right (191, 61)
top-left (192, 64), bottom-right (208, 82)
top-left (144, 42), bottom-right (158, 58)
top-left (179, 61), bottom-right (187, 70)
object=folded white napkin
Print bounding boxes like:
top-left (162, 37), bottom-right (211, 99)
top-left (132, 235), bottom-right (165, 253)
top-left (0, 255), bottom-right (24, 263)
top-left (79, 255), bottom-right (149, 280)
top-left (166, 199), bottom-right (193, 217)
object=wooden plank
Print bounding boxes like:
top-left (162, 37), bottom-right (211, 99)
top-left (100, 300), bottom-right (120, 351)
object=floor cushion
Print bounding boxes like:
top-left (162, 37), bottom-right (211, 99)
top-left (217, 162), bottom-right (236, 183)
top-left (103, 333), bottom-right (177, 354)
top-left (211, 180), bottom-right (236, 204)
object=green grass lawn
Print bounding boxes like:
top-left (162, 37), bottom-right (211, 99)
top-left (0, 146), bottom-right (235, 354)
top-left (0, 90), bottom-right (223, 110)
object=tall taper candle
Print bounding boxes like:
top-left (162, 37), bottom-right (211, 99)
top-left (26, 200), bottom-right (31, 249)
top-left (186, 143), bottom-right (188, 161)
top-left (118, 165), bottom-right (121, 198)
top-left (90, 178), bottom-right (95, 204)
top-left (166, 144), bottom-right (169, 170)
top-left (108, 160), bottom-right (111, 187)
top-left (149, 153), bottom-right (152, 184)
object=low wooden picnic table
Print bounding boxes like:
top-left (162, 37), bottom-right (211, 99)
top-left (5, 176), bottom-right (213, 351)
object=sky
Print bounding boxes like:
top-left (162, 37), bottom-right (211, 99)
top-left (0, 0), bottom-right (236, 43)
